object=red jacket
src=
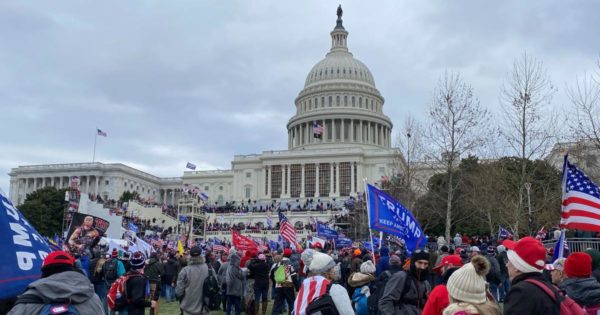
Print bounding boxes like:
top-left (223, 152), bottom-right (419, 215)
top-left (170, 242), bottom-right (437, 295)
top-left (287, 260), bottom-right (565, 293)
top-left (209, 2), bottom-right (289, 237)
top-left (422, 284), bottom-right (449, 315)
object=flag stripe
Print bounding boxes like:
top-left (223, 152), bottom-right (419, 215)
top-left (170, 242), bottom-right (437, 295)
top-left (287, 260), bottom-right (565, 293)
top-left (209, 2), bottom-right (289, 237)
top-left (563, 195), bottom-right (600, 209)
top-left (561, 208), bottom-right (600, 221)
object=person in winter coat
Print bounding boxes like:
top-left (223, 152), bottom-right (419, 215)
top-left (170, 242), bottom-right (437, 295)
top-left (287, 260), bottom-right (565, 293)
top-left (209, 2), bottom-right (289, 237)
top-left (88, 249), bottom-right (108, 314)
top-left (163, 253), bottom-right (179, 303)
top-left (348, 260), bottom-right (376, 315)
top-left (123, 251), bottom-right (157, 315)
top-left (503, 237), bottom-right (559, 315)
top-left (176, 246), bottom-right (211, 315)
top-left (292, 251), bottom-right (354, 315)
top-left (351, 249), bottom-right (363, 273)
top-left (443, 255), bottom-right (501, 315)
top-left (378, 250), bottom-right (432, 314)
top-left (144, 253), bottom-right (164, 315)
top-left (585, 249), bottom-right (600, 284)
top-left (484, 247), bottom-right (502, 301)
top-left (8, 251), bottom-right (104, 315)
top-left (271, 248), bottom-right (297, 315)
top-left (217, 252), bottom-right (230, 311)
top-left (495, 245), bottom-right (509, 301)
top-left (226, 251), bottom-right (244, 315)
top-left (453, 233), bottom-right (462, 247)
top-left (375, 247), bottom-right (390, 277)
top-left (423, 254), bottom-right (463, 315)
top-left (559, 252), bottom-right (600, 309)
top-left (248, 254), bottom-right (270, 315)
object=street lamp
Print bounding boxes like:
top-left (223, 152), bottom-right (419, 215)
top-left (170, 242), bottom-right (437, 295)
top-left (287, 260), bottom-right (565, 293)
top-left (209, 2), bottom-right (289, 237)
top-left (524, 182), bottom-right (532, 235)
top-left (406, 132), bottom-right (412, 208)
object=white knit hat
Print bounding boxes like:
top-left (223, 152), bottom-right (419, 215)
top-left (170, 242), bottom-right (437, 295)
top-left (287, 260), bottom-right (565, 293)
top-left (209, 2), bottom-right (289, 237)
top-left (309, 252), bottom-right (336, 274)
top-left (360, 260), bottom-right (376, 274)
top-left (446, 255), bottom-right (490, 304)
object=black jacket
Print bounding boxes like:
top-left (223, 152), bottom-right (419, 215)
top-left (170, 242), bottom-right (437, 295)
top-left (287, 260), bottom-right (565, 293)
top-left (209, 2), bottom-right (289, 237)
top-left (559, 277), bottom-right (600, 307)
top-left (125, 271), bottom-right (151, 315)
top-left (162, 258), bottom-right (178, 285)
top-left (248, 259), bottom-right (270, 288)
top-left (504, 272), bottom-right (560, 315)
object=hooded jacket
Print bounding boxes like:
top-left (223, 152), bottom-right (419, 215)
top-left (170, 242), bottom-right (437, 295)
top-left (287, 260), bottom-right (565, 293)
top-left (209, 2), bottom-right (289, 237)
top-left (176, 255), bottom-right (210, 315)
top-left (226, 252), bottom-right (244, 296)
top-left (559, 277), bottom-right (600, 307)
top-left (378, 269), bottom-right (431, 315)
top-left (8, 271), bottom-right (104, 315)
top-left (144, 256), bottom-right (164, 283)
top-left (376, 247), bottom-right (390, 277)
top-left (504, 272), bottom-right (559, 315)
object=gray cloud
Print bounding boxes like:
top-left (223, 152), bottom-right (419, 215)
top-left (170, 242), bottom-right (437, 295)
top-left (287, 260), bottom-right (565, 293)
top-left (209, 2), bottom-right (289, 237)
top-left (1, 1), bottom-right (599, 193)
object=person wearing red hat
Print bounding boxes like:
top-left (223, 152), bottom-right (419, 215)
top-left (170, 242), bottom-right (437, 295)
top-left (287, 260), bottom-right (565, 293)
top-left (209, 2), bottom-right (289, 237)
top-left (422, 255), bottom-right (463, 315)
top-left (503, 237), bottom-right (560, 315)
top-left (8, 251), bottom-right (104, 314)
top-left (559, 252), bottom-right (600, 309)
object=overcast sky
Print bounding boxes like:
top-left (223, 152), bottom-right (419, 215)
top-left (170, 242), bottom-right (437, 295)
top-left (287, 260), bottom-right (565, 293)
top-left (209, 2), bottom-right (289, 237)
top-left (1, 1), bottom-right (599, 194)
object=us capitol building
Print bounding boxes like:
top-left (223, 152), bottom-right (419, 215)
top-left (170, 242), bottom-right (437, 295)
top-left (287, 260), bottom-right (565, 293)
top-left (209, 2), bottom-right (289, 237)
top-left (9, 10), bottom-right (403, 207)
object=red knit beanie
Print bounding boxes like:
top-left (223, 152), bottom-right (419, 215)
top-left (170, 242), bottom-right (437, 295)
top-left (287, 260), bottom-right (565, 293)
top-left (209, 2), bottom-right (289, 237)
top-left (564, 252), bottom-right (592, 278)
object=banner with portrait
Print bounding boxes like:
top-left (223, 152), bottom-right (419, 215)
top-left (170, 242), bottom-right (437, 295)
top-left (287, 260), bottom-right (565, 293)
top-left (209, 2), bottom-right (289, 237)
top-left (66, 213), bottom-right (110, 254)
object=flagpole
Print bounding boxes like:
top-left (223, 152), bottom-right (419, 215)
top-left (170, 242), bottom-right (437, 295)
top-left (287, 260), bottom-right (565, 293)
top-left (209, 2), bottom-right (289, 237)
top-left (378, 231), bottom-right (384, 251)
top-left (363, 178), bottom-right (376, 266)
top-left (92, 128), bottom-right (98, 162)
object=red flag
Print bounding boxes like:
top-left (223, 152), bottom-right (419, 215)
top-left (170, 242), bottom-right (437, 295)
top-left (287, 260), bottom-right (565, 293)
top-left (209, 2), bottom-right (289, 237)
top-left (231, 229), bottom-right (258, 251)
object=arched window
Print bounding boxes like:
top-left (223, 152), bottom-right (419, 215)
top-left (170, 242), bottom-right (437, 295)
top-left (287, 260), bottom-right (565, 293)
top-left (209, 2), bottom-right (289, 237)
top-left (336, 96), bottom-right (340, 106)
top-left (321, 97), bottom-right (325, 108)
top-left (359, 97), bottom-right (362, 108)
top-left (329, 96), bottom-right (332, 107)
top-left (344, 95), bottom-right (348, 106)
top-left (352, 96), bottom-right (355, 107)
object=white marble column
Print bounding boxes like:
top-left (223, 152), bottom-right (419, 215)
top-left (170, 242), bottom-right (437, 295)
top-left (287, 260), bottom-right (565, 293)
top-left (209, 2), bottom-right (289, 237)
top-left (350, 120), bottom-right (354, 142)
top-left (336, 163), bottom-right (341, 195)
top-left (329, 163), bottom-right (334, 196)
top-left (280, 165), bottom-right (285, 198)
top-left (163, 190), bottom-right (167, 204)
top-left (375, 124), bottom-right (379, 145)
top-left (359, 120), bottom-right (363, 143)
top-left (286, 164), bottom-right (291, 197)
top-left (267, 166), bottom-right (272, 197)
top-left (300, 164), bottom-right (305, 198)
top-left (95, 176), bottom-right (99, 195)
top-left (315, 164), bottom-right (320, 197)
top-left (351, 162), bottom-right (356, 195)
top-left (341, 119), bottom-right (345, 142)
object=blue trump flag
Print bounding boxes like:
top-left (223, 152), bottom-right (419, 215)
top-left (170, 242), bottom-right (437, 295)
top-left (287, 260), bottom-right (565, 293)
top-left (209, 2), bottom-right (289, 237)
top-left (366, 183), bottom-right (425, 254)
top-left (317, 222), bottom-right (338, 240)
top-left (0, 192), bottom-right (52, 299)
top-left (335, 237), bottom-right (353, 248)
top-left (128, 222), bottom-right (139, 233)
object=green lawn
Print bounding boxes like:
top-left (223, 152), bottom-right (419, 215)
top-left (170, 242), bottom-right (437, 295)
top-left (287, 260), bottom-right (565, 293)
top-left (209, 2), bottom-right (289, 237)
top-left (149, 298), bottom-right (276, 315)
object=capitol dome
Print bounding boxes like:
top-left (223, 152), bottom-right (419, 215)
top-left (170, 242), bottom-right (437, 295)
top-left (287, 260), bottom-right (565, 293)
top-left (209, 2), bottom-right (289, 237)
top-left (287, 6), bottom-right (393, 151)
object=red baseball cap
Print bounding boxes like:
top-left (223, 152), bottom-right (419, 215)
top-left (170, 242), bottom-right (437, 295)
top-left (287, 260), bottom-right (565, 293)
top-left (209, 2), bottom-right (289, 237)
top-left (433, 254), bottom-right (463, 272)
top-left (42, 251), bottom-right (75, 269)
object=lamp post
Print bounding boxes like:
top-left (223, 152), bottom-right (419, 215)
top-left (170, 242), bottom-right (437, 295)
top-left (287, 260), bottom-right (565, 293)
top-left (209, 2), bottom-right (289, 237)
top-left (524, 182), bottom-right (532, 235)
top-left (406, 132), bottom-right (412, 209)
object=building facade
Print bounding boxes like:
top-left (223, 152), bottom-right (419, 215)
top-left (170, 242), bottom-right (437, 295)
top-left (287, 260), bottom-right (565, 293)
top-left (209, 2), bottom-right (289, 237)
top-left (8, 11), bottom-right (404, 207)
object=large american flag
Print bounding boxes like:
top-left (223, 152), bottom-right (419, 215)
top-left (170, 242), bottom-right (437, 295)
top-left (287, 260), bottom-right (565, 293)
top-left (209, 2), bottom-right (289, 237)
top-left (313, 122), bottom-right (323, 139)
top-left (279, 212), bottom-right (297, 244)
top-left (561, 155), bottom-right (600, 232)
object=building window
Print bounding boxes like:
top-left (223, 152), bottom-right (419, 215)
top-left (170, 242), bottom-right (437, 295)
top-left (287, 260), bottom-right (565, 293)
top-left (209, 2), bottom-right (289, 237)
top-left (321, 97), bottom-right (325, 108)
top-left (359, 97), bottom-right (362, 108)
top-left (245, 187), bottom-right (251, 199)
top-left (344, 95), bottom-right (348, 106)
top-left (105, 180), bottom-right (109, 185)
top-left (352, 96), bottom-right (355, 107)
top-left (304, 164), bottom-right (316, 197)
top-left (329, 96), bottom-right (332, 107)
top-left (124, 182), bottom-right (127, 187)
top-left (319, 163), bottom-right (330, 196)
top-left (290, 164), bottom-right (301, 198)
top-left (265, 167), bottom-right (269, 194)
top-left (219, 186), bottom-right (223, 191)
top-left (271, 165), bottom-right (282, 198)
top-left (340, 162), bottom-right (351, 196)
top-left (315, 98), bottom-right (318, 107)
top-left (246, 172), bottom-right (251, 178)
top-left (309, 99), bottom-right (312, 110)
top-left (205, 186), bottom-right (209, 191)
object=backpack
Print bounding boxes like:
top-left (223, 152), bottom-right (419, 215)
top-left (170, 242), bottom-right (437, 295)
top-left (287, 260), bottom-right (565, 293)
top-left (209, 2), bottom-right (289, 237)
top-left (305, 282), bottom-right (340, 315)
top-left (274, 264), bottom-right (287, 284)
top-left (203, 269), bottom-right (222, 311)
top-left (107, 274), bottom-right (140, 311)
top-left (15, 295), bottom-right (80, 315)
top-left (104, 259), bottom-right (119, 282)
top-left (353, 287), bottom-right (369, 315)
top-left (525, 279), bottom-right (585, 315)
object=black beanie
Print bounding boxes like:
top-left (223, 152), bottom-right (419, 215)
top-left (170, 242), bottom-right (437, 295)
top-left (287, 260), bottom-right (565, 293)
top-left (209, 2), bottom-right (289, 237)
top-left (412, 250), bottom-right (430, 262)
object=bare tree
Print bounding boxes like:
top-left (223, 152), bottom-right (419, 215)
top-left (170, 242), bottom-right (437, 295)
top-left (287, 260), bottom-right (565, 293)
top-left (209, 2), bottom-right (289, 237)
top-left (500, 52), bottom-right (557, 237)
top-left (425, 71), bottom-right (491, 241)
top-left (568, 60), bottom-right (600, 150)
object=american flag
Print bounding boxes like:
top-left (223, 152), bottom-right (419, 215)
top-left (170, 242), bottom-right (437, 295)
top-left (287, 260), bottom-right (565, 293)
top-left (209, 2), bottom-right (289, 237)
top-left (535, 226), bottom-right (547, 240)
top-left (213, 244), bottom-right (228, 252)
top-left (313, 122), bottom-right (323, 139)
top-left (561, 155), bottom-right (600, 232)
top-left (279, 212), bottom-right (297, 245)
top-left (97, 129), bottom-right (107, 137)
top-left (186, 162), bottom-right (197, 170)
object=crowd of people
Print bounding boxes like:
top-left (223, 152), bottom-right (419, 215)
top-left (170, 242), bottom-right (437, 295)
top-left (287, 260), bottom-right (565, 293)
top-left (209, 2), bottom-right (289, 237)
top-left (5, 232), bottom-right (600, 315)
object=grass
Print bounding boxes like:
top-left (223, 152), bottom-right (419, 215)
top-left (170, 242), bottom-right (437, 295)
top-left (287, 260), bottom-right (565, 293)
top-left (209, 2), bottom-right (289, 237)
top-left (148, 298), bottom-right (276, 315)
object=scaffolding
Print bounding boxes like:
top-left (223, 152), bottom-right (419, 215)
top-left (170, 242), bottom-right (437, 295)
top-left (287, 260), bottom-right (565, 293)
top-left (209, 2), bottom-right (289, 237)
top-left (177, 195), bottom-right (207, 242)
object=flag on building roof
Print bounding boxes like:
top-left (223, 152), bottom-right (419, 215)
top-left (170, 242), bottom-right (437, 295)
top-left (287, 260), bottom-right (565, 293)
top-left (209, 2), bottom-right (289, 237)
top-left (279, 212), bottom-right (297, 245)
top-left (186, 162), bottom-right (197, 170)
top-left (313, 122), bottom-right (323, 139)
top-left (97, 129), bottom-right (107, 137)
top-left (561, 155), bottom-right (600, 232)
